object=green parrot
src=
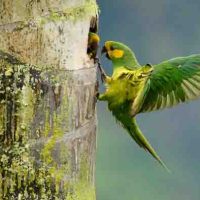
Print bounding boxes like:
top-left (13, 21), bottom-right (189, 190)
top-left (98, 40), bottom-right (200, 171)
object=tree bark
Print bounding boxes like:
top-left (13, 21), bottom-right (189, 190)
top-left (0, 0), bottom-right (98, 199)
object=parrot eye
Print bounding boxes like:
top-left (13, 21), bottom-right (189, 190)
top-left (110, 46), bottom-right (115, 50)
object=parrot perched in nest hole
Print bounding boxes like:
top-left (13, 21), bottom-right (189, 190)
top-left (98, 40), bottom-right (200, 171)
top-left (87, 32), bottom-right (100, 60)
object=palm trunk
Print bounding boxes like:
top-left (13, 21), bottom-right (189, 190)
top-left (0, 0), bottom-right (98, 199)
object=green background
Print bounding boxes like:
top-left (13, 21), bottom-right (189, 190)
top-left (96, 0), bottom-right (200, 200)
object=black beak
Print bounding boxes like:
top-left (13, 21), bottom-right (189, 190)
top-left (101, 45), bottom-right (107, 55)
top-left (101, 45), bottom-right (110, 59)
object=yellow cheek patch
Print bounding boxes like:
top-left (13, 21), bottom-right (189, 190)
top-left (110, 49), bottom-right (124, 58)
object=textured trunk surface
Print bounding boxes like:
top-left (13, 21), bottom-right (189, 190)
top-left (0, 0), bottom-right (98, 199)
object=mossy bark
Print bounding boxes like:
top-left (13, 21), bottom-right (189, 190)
top-left (0, 0), bottom-right (98, 199)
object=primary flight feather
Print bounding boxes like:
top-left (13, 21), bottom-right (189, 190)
top-left (98, 40), bottom-right (200, 171)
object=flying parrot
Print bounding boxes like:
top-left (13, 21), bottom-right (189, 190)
top-left (98, 40), bottom-right (200, 171)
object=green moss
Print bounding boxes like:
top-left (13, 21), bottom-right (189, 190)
top-left (0, 61), bottom-right (96, 199)
top-left (41, 128), bottom-right (63, 165)
top-left (0, 62), bottom-right (58, 198)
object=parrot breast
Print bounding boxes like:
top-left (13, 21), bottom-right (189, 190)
top-left (106, 78), bottom-right (136, 111)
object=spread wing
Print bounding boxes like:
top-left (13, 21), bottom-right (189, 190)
top-left (139, 54), bottom-right (200, 113)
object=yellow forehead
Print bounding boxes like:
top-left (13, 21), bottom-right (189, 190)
top-left (105, 41), bottom-right (112, 50)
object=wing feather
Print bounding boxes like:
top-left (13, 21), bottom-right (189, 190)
top-left (140, 54), bottom-right (200, 113)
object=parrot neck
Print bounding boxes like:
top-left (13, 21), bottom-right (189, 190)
top-left (112, 57), bottom-right (140, 70)
top-left (111, 52), bottom-right (140, 70)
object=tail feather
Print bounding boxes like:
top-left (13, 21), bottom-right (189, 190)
top-left (124, 117), bottom-right (170, 172)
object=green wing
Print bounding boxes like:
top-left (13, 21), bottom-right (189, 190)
top-left (140, 54), bottom-right (200, 113)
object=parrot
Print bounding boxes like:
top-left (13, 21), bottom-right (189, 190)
top-left (87, 14), bottom-right (99, 59)
top-left (87, 32), bottom-right (100, 60)
top-left (87, 32), bottom-right (108, 83)
top-left (98, 40), bottom-right (200, 171)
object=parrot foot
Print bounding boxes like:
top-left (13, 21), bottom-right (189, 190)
top-left (130, 109), bottom-right (136, 117)
top-left (97, 93), bottom-right (107, 101)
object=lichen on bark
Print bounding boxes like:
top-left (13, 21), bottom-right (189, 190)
top-left (0, 58), bottom-right (96, 199)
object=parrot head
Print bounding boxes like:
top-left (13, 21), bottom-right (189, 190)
top-left (88, 32), bottom-right (100, 45)
top-left (87, 32), bottom-right (100, 59)
top-left (101, 41), bottom-right (139, 67)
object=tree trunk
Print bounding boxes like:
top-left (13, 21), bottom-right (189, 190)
top-left (0, 0), bottom-right (98, 199)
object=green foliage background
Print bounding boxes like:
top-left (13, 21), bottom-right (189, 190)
top-left (96, 0), bottom-right (200, 199)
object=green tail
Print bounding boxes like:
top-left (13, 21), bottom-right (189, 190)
top-left (122, 116), bottom-right (170, 172)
